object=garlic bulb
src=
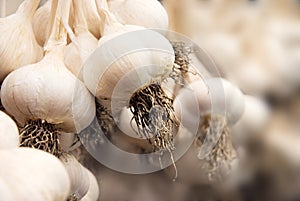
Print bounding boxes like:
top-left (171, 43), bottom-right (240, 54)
top-left (0, 111), bottom-right (19, 149)
top-left (60, 153), bottom-right (90, 200)
top-left (64, 0), bottom-right (98, 78)
top-left (174, 77), bottom-right (245, 128)
top-left (84, 1), bottom-right (175, 151)
top-left (0, 177), bottom-right (14, 201)
top-left (1, 0), bottom-right (95, 156)
top-left (81, 168), bottom-right (100, 201)
top-left (107, 0), bottom-right (169, 30)
top-left (32, 0), bottom-right (51, 46)
top-left (0, 147), bottom-right (71, 201)
top-left (0, 0), bottom-right (43, 81)
top-left (232, 95), bottom-right (270, 146)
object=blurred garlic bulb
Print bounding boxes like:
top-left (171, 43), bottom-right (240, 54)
top-left (64, 0), bottom-right (98, 78)
top-left (33, 0), bottom-right (51, 46)
top-left (232, 95), bottom-right (270, 145)
top-left (107, 0), bottom-right (169, 30)
top-left (1, 0), bottom-right (95, 156)
top-left (0, 0), bottom-right (43, 81)
top-left (81, 168), bottom-right (100, 201)
top-left (0, 111), bottom-right (19, 149)
top-left (0, 147), bottom-right (71, 201)
top-left (60, 154), bottom-right (90, 200)
top-left (0, 178), bottom-right (13, 201)
top-left (164, 126), bottom-right (238, 184)
top-left (175, 77), bottom-right (245, 128)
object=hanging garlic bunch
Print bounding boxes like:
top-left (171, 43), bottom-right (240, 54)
top-left (32, 0), bottom-right (52, 46)
top-left (0, 0), bottom-right (43, 81)
top-left (83, 0), bottom-right (175, 151)
top-left (0, 147), bottom-right (71, 201)
top-left (1, 0), bottom-right (95, 156)
top-left (0, 111), bottom-right (19, 149)
top-left (107, 0), bottom-right (169, 30)
top-left (64, 0), bottom-right (98, 78)
top-left (172, 77), bottom-right (244, 182)
top-left (81, 168), bottom-right (100, 201)
top-left (60, 153), bottom-right (90, 200)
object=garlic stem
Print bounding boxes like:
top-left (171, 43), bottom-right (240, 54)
top-left (95, 0), bottom-right (110, 35)
top-left (0, 0), bottom-right (6, 17)
top-left (16, 0), bottom-right (41, 19)
top-left (73, 0), bottom-right (89, 34)
top-left (45, 0), bottom-right (72, 51)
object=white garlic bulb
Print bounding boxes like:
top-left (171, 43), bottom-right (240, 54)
top-left (64, 0), bottom-right (98, 78)
top-left (60, 154), bottom-right (90, 200)
top-left (0, 0), bottom-right (43, 81)
top-left (0, 111), bottom-right (19, 149)
top-left (33, 0), bottom-right (51, 46)
top-left (174, 77), bottom-right (245, 130)
top-left (84, 1), bottom-right (175, 112)
top-left (107, 0), bottom-right (169, 30)
top-left (0, 147), bottom-right (71, 201)
top-left (0, 177), bottom-right (14, 201)
top-left (81, 168), bottom-right (100, 201)
top-left (1, 0), bottom-right (95, 133)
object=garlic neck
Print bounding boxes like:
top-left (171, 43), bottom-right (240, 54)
top-left (73, 0), bottom-right (89, 35)
top-left (45, 0), bottom-right (72, 51)
top-left (16, 0), bottom-right (41, 19)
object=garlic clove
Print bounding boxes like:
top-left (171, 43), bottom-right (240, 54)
top-left (0, 111), bottom-right (19, 149)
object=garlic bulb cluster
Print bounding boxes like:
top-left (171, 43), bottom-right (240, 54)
top-left (1, 0), bottom-right (95, 156)
top-left (0, 111), bottom-right (19, 149)
top-left (64, 0), bottom-right (98, 78)
top-left (0, 0), bottom-right (43, 81)
top-left (107, 0), bottom-right (169, 30)
top-left (0, 147), bottom-right (71, 201)
top-left (60, 153), bottom-right (90, 200)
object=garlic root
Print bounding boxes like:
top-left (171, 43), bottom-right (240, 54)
top-left (129, 83), bottom-right (178, 151)
top-left (19, 119), bottom-right (61, 157)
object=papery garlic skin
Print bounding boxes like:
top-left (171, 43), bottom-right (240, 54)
top-left (1, 47), bottom-right (95, 133)
top-left (81, 168), bottom-right (100, 201)
top-left (60, 154), bottom-right (90, 200)
top-left (0, 111), bottom-right (19, 149)
top-left (0, 0), bottom-right (43, 81)
top-left (0, 147), bottom-right (71, 201)
top-left (33, 0), bottom-right (51, 46)
top-left (64, 0), bottom-right (98, 78)
top-left (108, 0), bottom-right (169, 30)
top-left (81, 0), bottom-right (101, 38)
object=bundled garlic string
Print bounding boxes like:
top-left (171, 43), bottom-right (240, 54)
top-left (59, 153), bottom-right (90, 200)
top-left (84, 0), bottom-right (176, 151)
top-left (0, 0), bottom-right (43, 81)
top-left (1, 0), bottom-right (95, 156)
top-left (64, 0), bottom-right (98, 78)
top-left (107, 0), bottom-right (169, 30)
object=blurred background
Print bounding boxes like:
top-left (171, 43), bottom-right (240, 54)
top-left (2, 0), bottom-right (300, 200)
